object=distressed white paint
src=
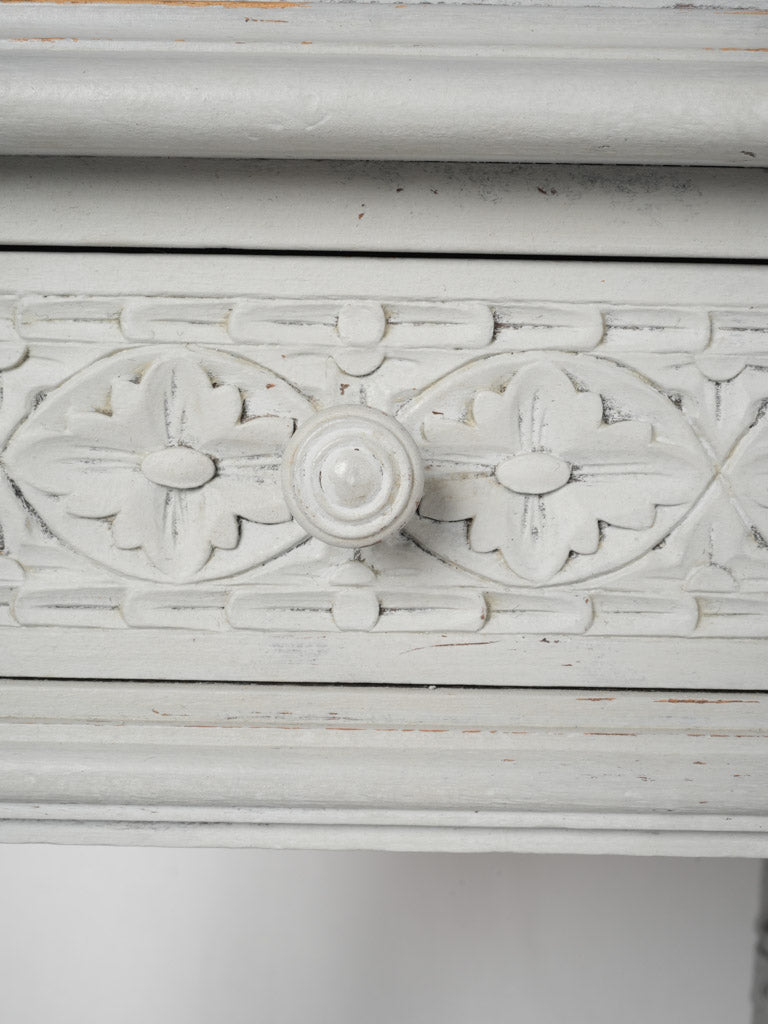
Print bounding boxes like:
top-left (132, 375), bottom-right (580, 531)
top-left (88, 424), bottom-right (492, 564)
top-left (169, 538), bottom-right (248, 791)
top-left (408, 359), bottom-right (709, 585)
top-left (4, 348), bottom-right (306, 581)
top-left (0, 30), bottom-right (763, 1022)
top-left (0, 679), bottom-right (766, 855)
top-left (0, 5), bottom-right (766, 164)
top-left (0, 254), bottom-right (767, 683)
top-left (1, 159), bottom-right (767, 258)
top-left (0, 43), bottom-right (764, 1016)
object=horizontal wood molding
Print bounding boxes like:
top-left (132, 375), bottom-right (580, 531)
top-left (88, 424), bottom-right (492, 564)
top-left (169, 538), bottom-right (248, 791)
top-left (0, 3), bottom-right (766, 164)
top-left (2, 159), bottom-right (767, 258)
top-left (1, 679), bottom-right (767, 854)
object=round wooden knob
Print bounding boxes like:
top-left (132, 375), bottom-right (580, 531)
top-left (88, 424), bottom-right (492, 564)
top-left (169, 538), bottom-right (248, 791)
top-left (282, 406), bottom-right (424, 547)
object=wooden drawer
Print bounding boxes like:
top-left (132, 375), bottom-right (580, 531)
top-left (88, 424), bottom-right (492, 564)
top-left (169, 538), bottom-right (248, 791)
top-left (0, 252), bottom-right (766, 689)
top-left (1, 0), bottom-right (767, 866)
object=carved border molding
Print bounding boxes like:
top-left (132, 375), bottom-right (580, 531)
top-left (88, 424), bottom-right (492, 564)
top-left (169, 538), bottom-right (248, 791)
top-left (1, 289), bottom-right (768, 640)
top-left (0, 254), bottom-right (766, 686)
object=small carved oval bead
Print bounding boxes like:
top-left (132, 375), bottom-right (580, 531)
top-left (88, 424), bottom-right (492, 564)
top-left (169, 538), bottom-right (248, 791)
top-left (495, 452), bottom-right (571, 496)
top-left (336, 301), bottom-right (386, 348)
top-left (282, 405), bottom-right (424, 547)
top-left (141, 446), bottom-right (216, 490)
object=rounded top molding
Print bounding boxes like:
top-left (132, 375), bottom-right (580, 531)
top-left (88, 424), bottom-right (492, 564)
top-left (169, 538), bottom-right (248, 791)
top-left (0, 6), bottom-right (765, 167)
top-left (282, 405), bottom-right (424, 548)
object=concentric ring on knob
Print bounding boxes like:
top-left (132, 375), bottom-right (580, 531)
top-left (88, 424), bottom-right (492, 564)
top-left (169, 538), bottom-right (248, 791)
top-left (282, 406), bottom-right (424, 547)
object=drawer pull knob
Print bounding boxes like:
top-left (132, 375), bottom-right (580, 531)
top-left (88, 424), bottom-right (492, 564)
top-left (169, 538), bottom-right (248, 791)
top-left (282, 406), bottom-right (424, 547)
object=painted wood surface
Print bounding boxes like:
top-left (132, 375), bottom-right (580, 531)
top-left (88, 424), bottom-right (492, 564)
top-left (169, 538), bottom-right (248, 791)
top-left (1, 253), bottom-right (768, 685)
top-left (2, 159), bottom-right (767, 258)
top-left (1, 679), bottom-right (767, 854)
top-left (3, 0), bottom-right (763, 7)
top-left (0, 3), bottom-right (765, 164)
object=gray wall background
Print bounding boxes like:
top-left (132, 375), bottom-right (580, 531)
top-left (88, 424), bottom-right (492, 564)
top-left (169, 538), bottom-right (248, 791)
top-left (0, 848), bottom-right (760, 1023)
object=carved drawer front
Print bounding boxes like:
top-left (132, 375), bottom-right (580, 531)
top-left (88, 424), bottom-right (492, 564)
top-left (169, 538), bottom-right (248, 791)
top-left (0, 253), bottom-right (766, 687)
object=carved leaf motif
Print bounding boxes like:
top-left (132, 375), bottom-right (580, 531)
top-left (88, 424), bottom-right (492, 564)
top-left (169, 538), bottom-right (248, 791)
top-left (3, 348), bottom-right (313, 582)
top-left (725, 410), bottom-right (768, 549)
top-left (402, 356), bottom-right (712, 586)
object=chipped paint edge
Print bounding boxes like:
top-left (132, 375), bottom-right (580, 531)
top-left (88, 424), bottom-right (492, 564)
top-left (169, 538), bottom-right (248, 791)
top-left (0, 3), bottom-right (766, 164)
top-left (1, 679), bottom-right (767, 854)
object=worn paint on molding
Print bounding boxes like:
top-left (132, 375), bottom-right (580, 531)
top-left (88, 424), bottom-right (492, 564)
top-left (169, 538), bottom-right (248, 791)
top-left (1, 0), bottom-right (310, 8)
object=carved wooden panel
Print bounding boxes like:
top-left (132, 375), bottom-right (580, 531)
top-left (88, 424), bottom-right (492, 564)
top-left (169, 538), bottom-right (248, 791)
top-left (0, 255), bottom-right (766, 684)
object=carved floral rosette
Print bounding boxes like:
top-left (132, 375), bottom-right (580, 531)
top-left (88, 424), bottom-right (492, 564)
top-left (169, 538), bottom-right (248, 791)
top-left (401, 355), bottom-right (711, 587)
top-left (3, 347), bottom-right (313, 582)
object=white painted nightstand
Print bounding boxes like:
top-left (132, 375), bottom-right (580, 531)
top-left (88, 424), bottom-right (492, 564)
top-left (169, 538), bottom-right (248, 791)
top-left (0, 0), bottom-right (767, 1013)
